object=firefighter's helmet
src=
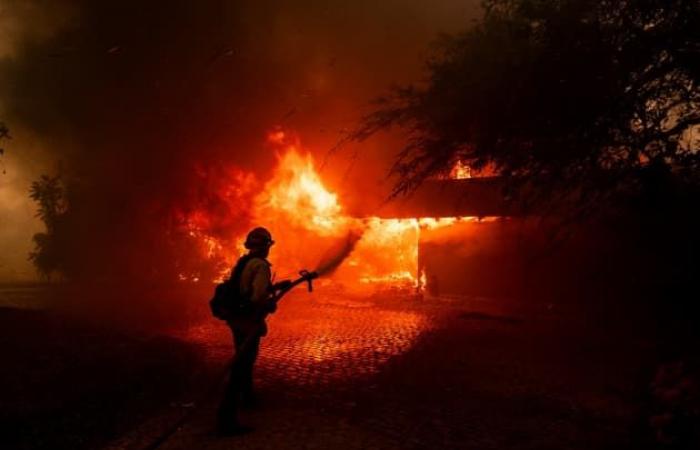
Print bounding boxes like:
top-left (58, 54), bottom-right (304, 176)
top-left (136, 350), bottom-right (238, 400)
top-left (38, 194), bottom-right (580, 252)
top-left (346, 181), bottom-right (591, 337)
top-left (244, 227), bottom-right (275, 250)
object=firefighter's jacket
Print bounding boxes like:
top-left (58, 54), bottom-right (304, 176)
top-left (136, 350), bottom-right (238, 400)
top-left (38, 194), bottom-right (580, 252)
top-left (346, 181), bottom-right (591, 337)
top-left (227, 256), bottom-right (272, 335)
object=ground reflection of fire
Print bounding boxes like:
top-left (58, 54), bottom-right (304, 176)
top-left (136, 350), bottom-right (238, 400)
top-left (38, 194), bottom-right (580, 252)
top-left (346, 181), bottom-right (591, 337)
top-left (175, 291), bottom-right (431, 380)
top-left (277, 307), bottom-right (427, 365)
top-left (180, 130), bottom-right (488, 291)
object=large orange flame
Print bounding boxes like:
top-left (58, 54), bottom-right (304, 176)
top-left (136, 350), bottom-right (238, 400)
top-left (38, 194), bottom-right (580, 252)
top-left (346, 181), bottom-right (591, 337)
top-left (253, 132), bottom-right (346, 236)
top-left (180, 130), bottom-right (484, 291)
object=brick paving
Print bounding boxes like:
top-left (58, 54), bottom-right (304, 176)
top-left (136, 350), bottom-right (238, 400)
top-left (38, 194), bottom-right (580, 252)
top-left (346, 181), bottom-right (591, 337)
top-left (179, 292), bottom-right (437, 385)
top-left (114, 290), bottom-right (650, 450)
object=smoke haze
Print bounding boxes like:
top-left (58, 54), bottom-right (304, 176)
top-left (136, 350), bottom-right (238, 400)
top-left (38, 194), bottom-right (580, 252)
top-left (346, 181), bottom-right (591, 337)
top-left (0, 0), bottom-right (481, 282)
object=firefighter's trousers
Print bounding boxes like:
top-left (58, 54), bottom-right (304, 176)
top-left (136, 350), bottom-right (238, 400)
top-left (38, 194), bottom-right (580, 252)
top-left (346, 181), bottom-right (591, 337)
top-left (218, 325), bottom-right (261, 423)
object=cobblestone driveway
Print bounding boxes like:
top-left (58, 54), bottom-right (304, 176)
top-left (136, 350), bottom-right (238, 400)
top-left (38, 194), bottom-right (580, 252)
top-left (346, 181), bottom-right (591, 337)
top-left (176, 290), bottom-right (441, 391)
top-left (112, 290), bottom-right (647, 450)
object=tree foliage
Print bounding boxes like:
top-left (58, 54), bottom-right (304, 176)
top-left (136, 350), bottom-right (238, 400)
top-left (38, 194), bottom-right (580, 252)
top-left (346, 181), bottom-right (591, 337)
top-left (28, 175), bottom-right (68, 280)
top-left (26, 172), bottom-right (226, 283)
top-left (353, 0), bottom-right (700, 209)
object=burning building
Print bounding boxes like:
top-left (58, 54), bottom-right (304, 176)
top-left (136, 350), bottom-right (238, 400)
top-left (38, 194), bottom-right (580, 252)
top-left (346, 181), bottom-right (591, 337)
top-left (178, 130), bottom-right (508, 297)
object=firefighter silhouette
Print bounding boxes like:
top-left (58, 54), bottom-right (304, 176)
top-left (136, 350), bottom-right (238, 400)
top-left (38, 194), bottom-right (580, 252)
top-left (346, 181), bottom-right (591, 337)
top-left (217, 227), bottom-right (277, 435)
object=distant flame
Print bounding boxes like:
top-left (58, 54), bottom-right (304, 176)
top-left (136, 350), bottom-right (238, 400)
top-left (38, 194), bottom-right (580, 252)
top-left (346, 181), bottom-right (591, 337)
top-left (450, 160), bottom-right (471, 179)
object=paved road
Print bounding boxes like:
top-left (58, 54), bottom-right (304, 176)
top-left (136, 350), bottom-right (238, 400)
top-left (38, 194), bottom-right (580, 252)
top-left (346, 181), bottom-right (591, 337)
top-left (107, 290), bottom-right (649, 450)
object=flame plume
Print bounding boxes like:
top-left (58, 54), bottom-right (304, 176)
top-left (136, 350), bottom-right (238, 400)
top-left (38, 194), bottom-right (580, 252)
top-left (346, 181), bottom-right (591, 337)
top-left (179, 129), bottom-right (481, 292)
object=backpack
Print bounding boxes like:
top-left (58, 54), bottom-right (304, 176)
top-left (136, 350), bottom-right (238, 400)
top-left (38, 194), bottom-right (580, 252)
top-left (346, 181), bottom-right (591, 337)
top-left (209, 255), bottom-right (254, 320)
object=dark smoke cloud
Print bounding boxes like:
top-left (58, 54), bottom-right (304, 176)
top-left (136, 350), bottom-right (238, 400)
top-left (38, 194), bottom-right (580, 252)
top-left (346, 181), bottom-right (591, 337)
top-left (0, 0), bottom-right (480, 281)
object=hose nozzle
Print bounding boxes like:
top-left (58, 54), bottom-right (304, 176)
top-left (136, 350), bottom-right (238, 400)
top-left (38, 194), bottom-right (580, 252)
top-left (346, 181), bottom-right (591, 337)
top-left (299, 269), bottom-right (318, 292)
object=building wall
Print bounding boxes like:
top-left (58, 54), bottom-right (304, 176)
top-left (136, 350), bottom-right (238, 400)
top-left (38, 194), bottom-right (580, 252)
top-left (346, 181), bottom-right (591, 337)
top-left (418, 216), bottom-right (688, 308)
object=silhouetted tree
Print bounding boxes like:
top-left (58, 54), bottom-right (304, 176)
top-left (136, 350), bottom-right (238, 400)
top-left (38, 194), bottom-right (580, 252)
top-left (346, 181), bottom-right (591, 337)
top-left (355, 8), bottom-right (700, 441)
top-left (354, 0), bottom-right (700, 212)
top-left (29, 175), bottom-right (67, 280)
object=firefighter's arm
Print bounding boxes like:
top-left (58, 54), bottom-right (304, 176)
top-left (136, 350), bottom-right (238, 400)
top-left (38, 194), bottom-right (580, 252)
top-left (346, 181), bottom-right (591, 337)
top-left (272, 279), bottom-right (293, 292)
